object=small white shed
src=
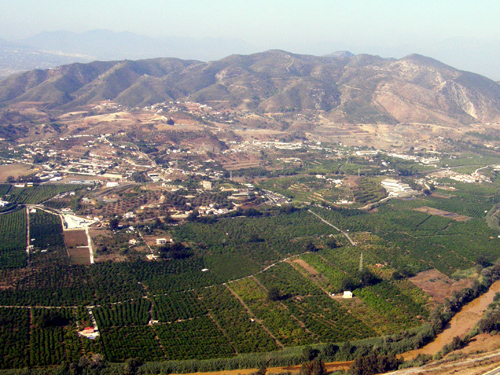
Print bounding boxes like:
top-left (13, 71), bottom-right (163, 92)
top-left (342, 291), bottom-right (353, 299)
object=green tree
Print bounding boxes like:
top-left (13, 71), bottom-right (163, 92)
top-left (268, 287), bottom-right (281, 302)
top-left (322, 343), bottom-right (339, 358)
top-left (299, 359), bottom-right (325, 375)
top-left (350, 352), bottom-right (401, 375)
top-left (301, 346), bottom-right (319, 361)
top-left (109, 216), bottom-right (121, 230)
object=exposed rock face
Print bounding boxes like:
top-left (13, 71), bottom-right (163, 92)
top-left (2, 50), bottom-right (500, 125)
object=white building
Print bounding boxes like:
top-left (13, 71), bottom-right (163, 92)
top-left (342, 291), bottom-right (353, 299)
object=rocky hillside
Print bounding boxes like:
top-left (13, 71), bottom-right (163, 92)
top-left (1, 50), bottom-right (500, 124)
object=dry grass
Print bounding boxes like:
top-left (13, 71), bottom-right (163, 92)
top-left (0, 164), bottom-right (39, 181)
top-left (64, 230), bottom-right (88, 248)
top-left (67, 247), bottom-right (91, 265)
top-left (410, 269), bottom-right (473, 304)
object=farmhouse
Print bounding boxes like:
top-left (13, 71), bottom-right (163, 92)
top-left (156, 238), bottom-right (173, 245)
top-left (78, 326), bottom-right (99, 339)
top-left (342, 291), bottom-right (353, 299)
top-left (123, 212), bottom-right (135, 219)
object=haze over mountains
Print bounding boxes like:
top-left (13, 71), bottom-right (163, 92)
top-left (18, 30), bottom-right (257, 61)
top-left (1, 49), bottom-right (500, 126)
top-left (0, 37), bottom-right (92, 79)
top-left (0, 30), bottom-right (257, 78)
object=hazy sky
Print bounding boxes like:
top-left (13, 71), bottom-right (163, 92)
top-left (2, 0), bottom-right (500, 78)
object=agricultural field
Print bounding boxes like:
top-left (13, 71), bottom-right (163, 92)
top-left (5, 184), bottom-right (85, 205)
top-left (100, 326), bottom-right (165, 362)
top-left (174, 208), bottom-right (336, 274)
top-left (0, 308), bottom-right (30, 369)
top-left (64, 230), bottom-right (91, 265)
top-left (197, 285), bottom-right (280, 353)
top-left (256, 175), bottom-right (347, 204)
top-left (0, 175), bottom-right (500, 370)
top-left (29, 209), bottom-right (65, 254)
top-left (310, 195), bottom-right (500, 276)
top-left (151, 292), bottom-right (206, 322)
top-left (93, 299), bottom-right (151, 328)
top-left (0, 183), bottom-right (11, 196)
top-left (353, 177), bottom-right (388, 205)
top-left (154, 316), bottom-right (236, 360)
top-left (0, 207), bottom-right (27, 268)
top-left (253, 262), bottom-right (377, 342)
top-left (228, 277), bottom-right (316, 346)
top-left (0, 307), bottom-right (85, 369)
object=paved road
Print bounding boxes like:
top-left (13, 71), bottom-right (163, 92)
top-left (484, 365), bottom-right (500, 375)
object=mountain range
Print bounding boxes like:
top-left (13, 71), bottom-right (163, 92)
top-left (1, 49), bottom-right (500, 125)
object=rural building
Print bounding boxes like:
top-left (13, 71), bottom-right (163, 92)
top-left (156, 238), bottom-right (172, 245)
top-left (201, 180), bottom-right (212, 190)
top-left (356, 150), bottom-right (379, 156)
top-left (78, 326), bottom-right (99, 339)
top-left (342, 291), bottom-right (353, 299)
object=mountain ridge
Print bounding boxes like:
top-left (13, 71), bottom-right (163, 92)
top-left (1, 50), bottom-right (500, 125)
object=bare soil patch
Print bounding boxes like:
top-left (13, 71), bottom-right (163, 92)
top-left (172, 361), bottom-right (353, 375)
top-left (94, 253), bottom-right (129, 263)
top-left (410, 269), bottom-right (473, 305)
top-left (219, 153), bottom-right (262, 171)
top-left (414, 206), bottom-right (470, 222)
top-left (67, 248), bottom-right (91, 265)
top-left (437, 185), bottom-right (458, 191)
top-left (0, 164), bottom-right (39, 181)
top-left (458, 333), bottom-right (500, 355)
top-left (64, 230), bottom-right (90, 265)
top-left (291, 258), bottom-right (319, 276)
top-left (431, 193), bottom-right (454, 199)
top-left (64, 230), bottom-right (88, 248)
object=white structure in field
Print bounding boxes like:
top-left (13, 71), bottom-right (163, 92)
top-left (156, 238), bottom-right (172, 245)
top-left (78, 326), bottom-right (99, 340)
top-left (342, 291), bottom-right (353, 299)
top-left (381, 179), bottom-right (416, 197)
